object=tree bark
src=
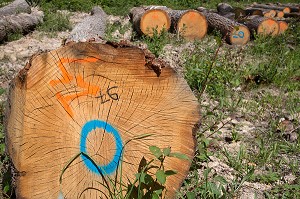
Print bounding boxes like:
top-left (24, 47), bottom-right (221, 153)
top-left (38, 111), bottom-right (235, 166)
top-left (66, 6), bottom-right (107, 43)
top-left (168, 9), bottom-right (207, 40)
top-left (244, 8), bottom-right (264, 16)
top-left (241, 15), bottom-right (279, 36)
top-left (5, 6), bottom-right (199, 199)
top-left (0, 0), bottom-right (31, 17)
top-left (217, 3), bottom-right (234, 14)
top-left (130, 6), bottom-right (171, 36)
top-left (0, 8), bottom-right (44, 42)
top-left (201, 11), bottom-right (250, 45)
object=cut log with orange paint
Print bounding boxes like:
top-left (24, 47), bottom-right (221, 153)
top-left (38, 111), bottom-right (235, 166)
top-left (278, 21), bottom-right (288, 34)
top-left (5, 6), bottom-right (200, 199)
top-left (242, 15), bottom-right (279, 36)
top-left (200, 11), bottom-right (250, 45)
top-left (130, 6), bottom-right (171, 36)
top-left (168, 9), bottom-right (207, 40)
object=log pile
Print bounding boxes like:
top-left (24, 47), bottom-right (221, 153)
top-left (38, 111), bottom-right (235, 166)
top-left (129, 2), bottom-right (299, 45)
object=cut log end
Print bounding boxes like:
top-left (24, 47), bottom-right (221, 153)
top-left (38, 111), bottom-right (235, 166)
top-left (257, 18), bottom-right (279, 36)
top-left (276, 11), bottom-right (285, 18)
top-left (6, 42), bottom-right (199, 199)
top-left (140, 9), bottom-right (171, 36)
top-left (278, 21), bottom-right (288, 34)
top-left (283, 7), bottom-right (291, 13)
top-left (264, 9), bottom-right (276, 18)
top-left (229, 25), bottom-right (250, 45)
top-left (177, 10), bottom-right (207, 40)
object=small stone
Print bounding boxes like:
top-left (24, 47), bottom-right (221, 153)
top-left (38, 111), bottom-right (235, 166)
top-left (283, 173), bottom-right (296, 184)
top-left (0, 51), bottom-right (4, 60)
top-left (8, 53), bottom-right (17, 62)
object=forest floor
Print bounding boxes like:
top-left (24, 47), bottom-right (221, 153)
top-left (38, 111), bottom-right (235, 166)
top-left (0, 2), bottom-right (300, 198)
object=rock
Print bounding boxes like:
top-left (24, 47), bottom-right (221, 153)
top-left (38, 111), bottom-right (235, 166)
top-left (283, 173), bottom-right (296, 184)
top-left (8, 53), bottom-right (17, 62)
top-left (0, 51), bottom-right (4, 60)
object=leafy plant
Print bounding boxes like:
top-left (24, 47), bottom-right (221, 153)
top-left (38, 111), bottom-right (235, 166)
top-left (38, 11), bottom-right (72, 33)
top-left (140, 28), bottom-right (169, 57)
top-left (59, 134), bottom-right (189, 199)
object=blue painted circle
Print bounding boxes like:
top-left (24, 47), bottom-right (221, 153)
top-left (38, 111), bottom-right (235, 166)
top-left (80, 120), bottom-right (123, 175)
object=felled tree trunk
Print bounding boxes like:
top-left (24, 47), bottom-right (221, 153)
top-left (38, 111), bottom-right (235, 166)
top-left (168, 9), bottom-right (207, 40)
top-left (200, 11), bottom-right (250, 45)
top-left (0, 9), bottom-right (44, 42)
top-left (5, 6), bottom-right (200, 199)
top-left (66, 6), bottom-right (107, 43)
top-left (0, 0), bottom-right (31, 16)
top-left (130, 6), bottom-right (171, 36)
top-left (242, 15), bottom-right (279, 36)
top-left (270, 3), bottom-right (300, 13)
top-left (251, 3), bottom-right (291, 13)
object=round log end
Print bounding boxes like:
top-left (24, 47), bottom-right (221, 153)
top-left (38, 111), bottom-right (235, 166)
top-left (177, 10), bottom-right (208, 40)
top-left (276, 11), bottom-right (285, 18)
top-left (264, 10), bottom-right (276, 18)
top-left (278, 21), bottom-right (288, 34)
top-left (229, 25), bottom-right (250, 45)
top-left (283, 7), bottom-right (291, 13)
top-left (140, 9), bottom-right (171, 36)
top-left (257, 18), bottom-right (280, 36)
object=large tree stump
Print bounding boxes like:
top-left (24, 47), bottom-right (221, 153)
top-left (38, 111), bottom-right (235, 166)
top-left (242, 15), bottom-right (279, 36)
top-left (130, 6), bottom-right (171, 36)
top-left (0, 8), bottom-right (44, 42)
top-left (200, 11), bottom-right (250, 45)
top-left (0, 0), bottom-right (31, 17)
top-left (5, 6), bottom-right (199, 199)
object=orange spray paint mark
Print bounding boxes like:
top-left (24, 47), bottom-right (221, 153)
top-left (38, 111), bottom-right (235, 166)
top-left (152, 14), bottom-right (159, 19)
top-left (50, 57), bottom-right (100, 118)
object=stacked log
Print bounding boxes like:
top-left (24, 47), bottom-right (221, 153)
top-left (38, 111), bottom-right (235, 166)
top-left (278, 21), bottom-right (289, 34)
top-left (130, 6), bottom-right (171, 36)
top-left (131, 6), bottom-right (208, 40)
top-left (168, 9), bottom-right (207, 40)
top-left (242, 15), bottom-right (279, 36)
top-left (251, 3), bottom-right (291, 14)
top-left (199, 11), bottom-right (250, 45)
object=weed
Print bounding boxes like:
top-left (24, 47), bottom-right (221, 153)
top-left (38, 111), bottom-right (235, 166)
top-left (59, 135), bottom-right (189, 199)
top-left (140, 28), bottom-right (169, 57)
top-left (6, 31), bottom-right (23, 42)
top-left (38, 11), bottom-right (72, 33)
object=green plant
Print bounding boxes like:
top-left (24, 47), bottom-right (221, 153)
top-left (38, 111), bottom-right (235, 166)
top-left (59, 133), bottom-right (189, 198)
top-left (140, 28), bottom-right (169, 57)
top-left (38, 11), bottom-right (72, 33)
top-left (6, 31), bottom-right (23, 42)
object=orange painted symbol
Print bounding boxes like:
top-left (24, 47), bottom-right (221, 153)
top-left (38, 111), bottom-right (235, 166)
top-left (50, 57), bottom-right (100, 118)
